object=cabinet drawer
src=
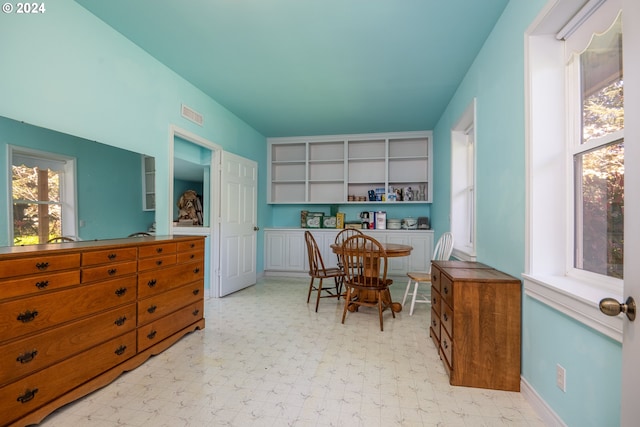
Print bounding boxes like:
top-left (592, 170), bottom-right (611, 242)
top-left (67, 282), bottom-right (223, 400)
top-left (441, 328), bottom-right (453, 369)
top-left (430, 285), bottom-right (440, 315)
top-left (0, 304), bottom-right (136, 386)
top-left (81, 247), bottom-right (137, 266)
top-left (177, 239), bottom-right (204, 253)
top-left (0, 270), bottom-right (80, 301)
top-left (0, 276), bottom-right (136, 342)
top-left (137, 300), bottom-right (204, 352)
top-left (431, 266), bottom-right (441, 292)
top-left (441, 274), bottom-right (453, 306)
top-left (441, 302), bottom-right (453, 337)
top-left (138, 253), bottom-right (177, 271)
top-left (0, 331), bottom-right (136, 426)
top-left (138, 243), bottom-right (177, 258)
top-left (82, 260), bottom-right (137, 283)
top-left (429, 307), bottom-right (441, 340)
top-left (177, 249), bottom-right (204, 264)
top-left (138, 281), bottom-right (204, 326)
top-left (0, 253), bottom-right (80, 280)
top-left (138, 261), bottom-right (204, 299)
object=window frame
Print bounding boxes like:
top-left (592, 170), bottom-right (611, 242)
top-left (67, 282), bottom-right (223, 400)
top-left (524, 0), bottom-right (624, 342)
top-left (8, 145), bottom-right (78, 244)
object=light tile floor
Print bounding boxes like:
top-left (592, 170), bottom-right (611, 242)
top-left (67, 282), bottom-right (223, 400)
top-left (40, 276), bottom-right (545, 427)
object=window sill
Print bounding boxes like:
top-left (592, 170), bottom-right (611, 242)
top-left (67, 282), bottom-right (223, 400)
top-left (451, 248), bottom-right (476, 262)
top-left (523, 273), bottom-right (623, 342)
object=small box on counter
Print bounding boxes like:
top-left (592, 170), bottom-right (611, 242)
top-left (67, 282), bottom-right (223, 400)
top-left (345, 221), bottom-right (363, 230)
top-left (323, 216), bottom-right (337, 228)
top-left (374, 211), bottom-right (386, 229)
top-left (336, 212), bottom-right (345, 229)
top-left (305, 212), bottom-right (324, 228)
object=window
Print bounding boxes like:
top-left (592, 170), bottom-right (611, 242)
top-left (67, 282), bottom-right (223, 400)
top-left (451, 99), bottom-right (476, 261)
top-left (10, 147), bottom-right (77, 245)
top-left (525, 0), bottom-right (624, 341)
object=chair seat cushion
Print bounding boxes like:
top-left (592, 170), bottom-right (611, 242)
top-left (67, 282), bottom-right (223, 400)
top-left (406, 271), bottom-right (431, 282)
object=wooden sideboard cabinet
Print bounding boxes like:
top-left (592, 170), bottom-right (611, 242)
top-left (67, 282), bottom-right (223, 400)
top-left (0, 236), bottom-right (205, 427)
top-left (429, 260), bottom-right (522, 392)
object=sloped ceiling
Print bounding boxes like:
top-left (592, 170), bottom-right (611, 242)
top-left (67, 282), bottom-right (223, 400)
top-left (75, 0), bottom-right (509, 137)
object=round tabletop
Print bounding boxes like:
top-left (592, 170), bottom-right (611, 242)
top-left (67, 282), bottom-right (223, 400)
top-left (330, 242), bottom-right (413, 257)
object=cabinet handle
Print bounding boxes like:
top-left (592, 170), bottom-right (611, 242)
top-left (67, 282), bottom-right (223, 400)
top-left (17, 310), bottom-right (38, 323)
top-left (156, 248), bottom-right (163, 253)
top-left (17, 388), bottom-right (38, 403)
top-left (35, 262), bottom-right (49, 270)
top-left (114, 316), bottom-right (127, 326)
top-left (147, 279), bottom-right (157, 288)
top-left (115, 287), bottom-right (127, 297)
top-left (108, 268), bottom-right (117, 276)
top-left (193, 289), bottom-right (200, 295)
top-left (114, 345), bottom-right (127, 356)
top-left (16, 350), bottom-right (38, 364)
top-left (147, 330), bottom-right (157, 340)
top-left (108, 253), bottom-right (117, 260)
top-left (147, 305), bottom-right (157, 313)
top-left (35, 280), bottom-right (49, 289)
top-left (193, 267), bottom-right (200, 274)
top-left (192, 309), bottom-right (200, 316)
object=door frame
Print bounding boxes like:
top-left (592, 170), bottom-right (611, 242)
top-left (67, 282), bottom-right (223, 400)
top-left (168, 125), bottom-right (222, 298)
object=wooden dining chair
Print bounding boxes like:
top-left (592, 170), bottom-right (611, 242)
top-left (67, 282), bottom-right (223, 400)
top-left (340, 234), bottom-right (395, 331)
top-left (47, 236), bottom-right (75, 243)
top-left (304, 230), bottom-right (345, 312)
top-left (402, 231), bottom-right (454, 315)
top-left (334, 228), bottom-right (364, 293)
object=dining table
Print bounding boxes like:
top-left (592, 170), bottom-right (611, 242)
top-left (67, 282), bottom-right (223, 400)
top-left (330, 241), bottom-right (413, 313)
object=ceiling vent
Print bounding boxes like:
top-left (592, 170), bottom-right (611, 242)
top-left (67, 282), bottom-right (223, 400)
top-left (181, 104), bottom-right (204, 126)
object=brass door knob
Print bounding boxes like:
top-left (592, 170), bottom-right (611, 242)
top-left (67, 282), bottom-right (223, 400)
top-left (254, 226), bottom-right (260, 231)
top-left (599, 296), bottom-right (636, 321)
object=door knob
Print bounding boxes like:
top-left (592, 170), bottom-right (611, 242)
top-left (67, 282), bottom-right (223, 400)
top-left (599, 296), bottom-right (636, 321)
top-left (253, 226), bottom-right (259, 231)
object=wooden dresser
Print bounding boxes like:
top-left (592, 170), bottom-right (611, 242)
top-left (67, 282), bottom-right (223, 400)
top-left (0, 235), bottom-right (205, 427)
top-left (429, 260), bottom-right (521, 392)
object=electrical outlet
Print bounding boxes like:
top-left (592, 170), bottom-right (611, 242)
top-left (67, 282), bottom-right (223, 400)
top-left (556, 364), bottom-right (566, 392)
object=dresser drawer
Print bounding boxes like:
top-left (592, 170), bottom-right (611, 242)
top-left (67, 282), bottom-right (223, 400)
top-left (0, 276), bottom-right (136, 342)
top-left (441, 302), bottom-right (453, 337)
top-left (82, 247), bottom-right (137, 266)
top-left (0, 270), bottom-right (80, 301)
top-left (429, 307), bottom-right (441, 341)
top-left (430, 285), bottom-right (441, 315)
top-left (0, 303), bottom-right (136, 386)
top-left (138, 243), bottom-right (177, 258)
top-left (82, 260), bottom-right (137, 283)
top-left (430, 265), bottom-right (441, 292)
top-left (0, 331), bottom-right (136, 426)
top-left (0, 253), bottom-right (80, 280)
top-left (137, 300), bottom-right (204, 352)
top-left (177, 239), bottom-right (204, 253)
top-left (441, 328), bottom-right (453, 369)
top-left (441, 274), bottom-right (453, 306)
top-left (138, 282), bottom-right (204, 326)
top-left (138, 261), bottom-right (204, 299)
top-left (177, 249), bottom-right (204, 264)
top-left (138, 253), bottom-right (177, 271)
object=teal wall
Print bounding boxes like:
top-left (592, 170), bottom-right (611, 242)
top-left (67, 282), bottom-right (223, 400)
top-left (0, 116), bottom-right (153, 243)
top-left (432, 1), bottom-right (622, 425)
top-left (0, 0), bottom-right (267, 272)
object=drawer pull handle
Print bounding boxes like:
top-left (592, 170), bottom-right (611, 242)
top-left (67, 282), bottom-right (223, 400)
top-left (17, 310), bottom-right (38, 323)
top-left (17, 388), bottom-right (38, 404)
top-left (147, 330), bottom-right (157, 340)
top-left (190, 243), bottom-right (195, 248)
top-left (108, 253), bottom-right (117, 260)
top-left (115, 287), bottom-right (127, 297)
top-left (147, 305), bottom-right (157, 313)
top-left (114, 316), bottom-right (127, 326)
top-left (193, 289), bottom-right (200, 295)
top-left (443, 286), bottom-right (449, 294)
top-left (192, 309), bottom-right (200, 316)
top-left (35, 280), bottom-right (49, 289)
top-left (114, 345), bottom-right (127, 356)
top-left (156, 248), bottom-right (163, 253)
top-left (193, 267), bottom-right (200, 274)
top-left (443, 340), bottom-right (449, 349)
top-left (155, 260), bottom-right (163, 266)
top-left (432, 274), bottom-right (437, 281)
top-left (443, 313), bottom-right (448, 322)
top-left (147, 279), bottom-right (157, 288)
top-left (190, 254), bottom-right (195, 259)
top-left (432, 320), bottom-right (437, 327)
top-left (35, 262), bottom-right (49, 270)
top-left (431, 297), bottom-right (437, 304)
top-left (17, 350), bottom-right (38, 364)
top-left (108, 268), bottom-right (117, 276)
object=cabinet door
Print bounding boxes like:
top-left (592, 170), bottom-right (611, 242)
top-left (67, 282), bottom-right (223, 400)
top-left (407, 232), bottom-right (434, 271)
top-left (309, 230), bottom-right (339, 270)
top-left (264, 231), bottom-right (306, 272)
top-left (384, 232), bottom-right (409, 275)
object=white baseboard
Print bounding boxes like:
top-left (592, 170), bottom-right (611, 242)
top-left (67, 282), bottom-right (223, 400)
top-left (521, 377), bottom-right (567, 427)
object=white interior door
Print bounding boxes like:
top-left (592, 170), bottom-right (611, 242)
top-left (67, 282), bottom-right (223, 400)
top-left (219, 151), bottom-right (257, 296)
top-left (620, 1), bottom-right (640, 423)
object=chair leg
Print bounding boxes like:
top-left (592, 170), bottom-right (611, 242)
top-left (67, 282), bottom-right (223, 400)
top-left (342, 287), bottom-right (351, 324)
top-left (378, 290), bottom-right (384, 331)
top-left (307, 277), bottom-right (315, 304)
top-left (315, 278), bottom-right (324, 312)
top-left (387, 288), bottom-right (396, 319)
top-left (410, 281), bottom-right (420, 316)
top-left (402, 277), bottom-right (412, 307)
